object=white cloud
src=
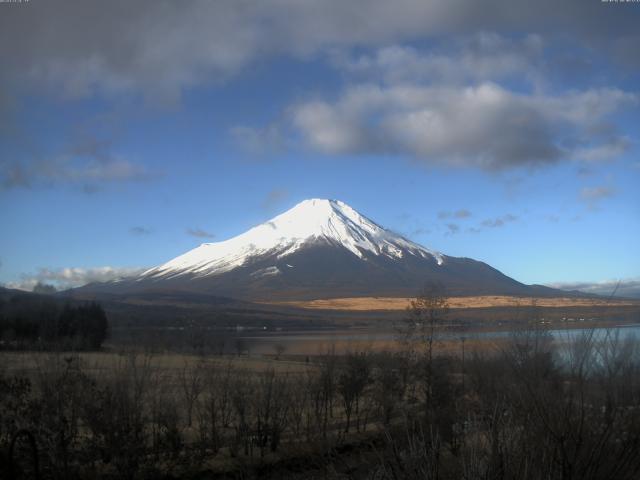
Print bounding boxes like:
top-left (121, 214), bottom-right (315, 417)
top-left (288, 83), bottom-right (634, 170)
top-left (229, 29), bottom-right (636, 170)
top-left (1, 0), bottom-right (639, 102)
top-left (6, 266), bottom-right (147, 292)
top-left (548, 278), bottom-right (640, 299)
top-left (1, 156), bottom-right (159, 191)
top-left (335, 34), bottom-right (544, 86)
top-left (572, 137), bottom-right (631, 163)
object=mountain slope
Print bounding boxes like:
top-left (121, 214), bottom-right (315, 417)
top-left (79, 199), bottom-right (564, 300)
top-left (141, 199), bottom-right (443, 281)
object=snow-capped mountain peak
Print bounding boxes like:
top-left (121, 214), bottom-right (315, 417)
top-left (140, 198), bottom-right (443, 281)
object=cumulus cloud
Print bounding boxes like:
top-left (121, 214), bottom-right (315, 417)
top-left (288, 83), bottom-right (634, 170)
top-left (1, 106), bottom-right (162, 191)
top-left (548, 278), bottom-right (640, 299)
top-left (1, 157), bottom-right (155, 190)
top-left (187, 228), bottom-right (215, 239)
top-left (6, 266), bottom-right (146, 291)
top-left (572, 137), bottom-right (632, 163)
top-left (1, 2), bottom-right (636, 174)
top-left (335, 33), bottom-right (544, 86)
top-left (1, 129), bottom-right (160, 191)
top-left (232, 28), bottom-right (635, 170)
top-left (1, 1), bottom-right (638, 103)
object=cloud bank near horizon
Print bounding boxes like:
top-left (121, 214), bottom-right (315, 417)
top-left (548, 278), bottom-right (640, 299)
top-left (4, 266), bottom-right (147, 292)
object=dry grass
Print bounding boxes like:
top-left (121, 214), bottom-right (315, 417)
top-left (0, 350), bottom-right (313, 377)
top-left (266, 295), bottom-right (640, 311)
top-left (0, 336), bottom-right (503, 374)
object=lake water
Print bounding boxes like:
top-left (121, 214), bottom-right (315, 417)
top-left (236, 323), bottom-right (640, 355)
top-left (112, 323), bottom-right (640, 355)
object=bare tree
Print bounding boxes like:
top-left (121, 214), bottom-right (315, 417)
top-left (197, 361), bottom-right (235, 456)
top-left (273, 343), bottom-right (286, 360)
top-left (404, 282), bottom-right (449, 412)
top-left (252, 368), bottom-right (291, 456)
top-left (373, 353), bottom-right (406, 425)
top-left (234, 338), bottom-right (248, 357)
top-left (229, 371), bottom-right (253, 456)
top-left (338, 351), bottom-right (371, 433)
top-left (288, 373), bottom-right (310, 438)
top-left (179, 359), bottom-right (204, 427)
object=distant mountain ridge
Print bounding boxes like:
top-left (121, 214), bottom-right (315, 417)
top-left (77, 199), bottom-right (569, 300)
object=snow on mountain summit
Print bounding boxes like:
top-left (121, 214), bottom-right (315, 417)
top-left (140, 199), bottom-right (443, 281)
top-left (77, 198), bottom-right (545, 300)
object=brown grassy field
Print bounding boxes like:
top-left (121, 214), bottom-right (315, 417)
top-left (0, 350), bottom-right (314, 378)
top-left (266, 295), bottom-right (640, 311)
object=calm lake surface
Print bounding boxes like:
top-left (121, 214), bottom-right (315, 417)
top-left (112, 323), bottom-right (640, 355)
top-left (236, 323), bottom-right (640, 355)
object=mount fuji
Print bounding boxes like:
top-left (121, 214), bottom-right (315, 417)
top-left (79, 199), bottom-right (559, 300)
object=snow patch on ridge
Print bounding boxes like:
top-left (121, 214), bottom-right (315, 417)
top-left (250, 266), bottom-right (281, 278)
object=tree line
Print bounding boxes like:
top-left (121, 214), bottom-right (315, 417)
top-left (0, 291), bottom-right (108, 350)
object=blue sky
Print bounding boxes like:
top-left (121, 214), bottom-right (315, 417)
top-left (1, 0), bottom-right (639, 296)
